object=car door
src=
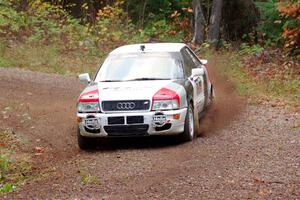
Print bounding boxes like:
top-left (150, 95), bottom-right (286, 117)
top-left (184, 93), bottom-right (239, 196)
top-left (185, 48), bottom-right (208, 109)
top-left (181, 48), bottom-right (205, 114)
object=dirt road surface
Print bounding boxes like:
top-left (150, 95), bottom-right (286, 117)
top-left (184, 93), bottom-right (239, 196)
top-left (0, 65), bottom-right (299, 199)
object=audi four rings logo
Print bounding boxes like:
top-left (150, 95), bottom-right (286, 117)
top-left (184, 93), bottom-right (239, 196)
top-left (117, 102), bottom-right (136, 110)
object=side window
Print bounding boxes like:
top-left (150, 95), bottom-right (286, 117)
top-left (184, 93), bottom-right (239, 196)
top-left (185, 48), bottom-right (201, 67)
top-left (180, 49), bottom-right (194, 77)
top-left (176, 60), bottom-right (184, 79)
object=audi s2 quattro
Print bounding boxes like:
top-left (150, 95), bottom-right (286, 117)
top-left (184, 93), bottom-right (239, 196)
top-left (76, 43), bottom-right (214, 149)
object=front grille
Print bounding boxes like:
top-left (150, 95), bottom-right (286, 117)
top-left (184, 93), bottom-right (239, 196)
top-left (104, 125), bottom-right (149, 136)
top-left (102, 100), bottom-right (150, 112)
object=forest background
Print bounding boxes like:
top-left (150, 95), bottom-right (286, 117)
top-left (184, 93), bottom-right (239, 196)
top-left (0, 0), bottom-right (299, 105)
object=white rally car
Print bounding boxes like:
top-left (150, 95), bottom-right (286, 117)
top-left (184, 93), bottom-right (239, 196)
top-left (76, 43), bottom-right (214, 149)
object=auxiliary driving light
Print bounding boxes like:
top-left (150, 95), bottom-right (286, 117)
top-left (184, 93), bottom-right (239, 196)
top-left (173, 114), bottom-right (180, 120)
top-left (77, 117), bottom-right (82, 123)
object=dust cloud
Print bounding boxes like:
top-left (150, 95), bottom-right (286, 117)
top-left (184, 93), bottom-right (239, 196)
top-left (200, 58), bottom-right (246, 136)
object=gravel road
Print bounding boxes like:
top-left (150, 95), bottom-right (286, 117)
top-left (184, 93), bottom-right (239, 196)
top-left (0, 67), bottom-right (299, 200)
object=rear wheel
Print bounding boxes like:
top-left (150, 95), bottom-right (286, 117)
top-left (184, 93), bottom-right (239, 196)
top-left (77, 127), bottom-right (93, 150)
top-left (207, 86), bottom-right (215, 108)
top-left (179, 103), bottom-right (195, 142)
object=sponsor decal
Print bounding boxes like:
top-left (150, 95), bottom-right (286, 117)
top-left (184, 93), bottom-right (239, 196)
top-left (85, 117), bottom-right (101, 130)
top-left (152, 113), bottom-right (167, 127)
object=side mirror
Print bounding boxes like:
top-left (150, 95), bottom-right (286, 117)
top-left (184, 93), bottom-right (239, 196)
top-left (192, 68), bottom-right (204, 77)
top-left (79, 73), bottom-right (91, 83)
top-left (200, 59), bottom-right (208, 65)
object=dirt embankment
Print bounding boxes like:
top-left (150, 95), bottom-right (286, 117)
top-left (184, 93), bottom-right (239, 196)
top-left (0, 65), bottom-right (299, 199)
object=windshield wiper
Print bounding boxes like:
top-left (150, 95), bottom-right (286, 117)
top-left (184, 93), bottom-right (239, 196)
top-left (100, 78), bottom-right (170, 82)
top-left (128, 78), bottom-right (171, 81)
top-left (100, 80), bottom-right (123, 82)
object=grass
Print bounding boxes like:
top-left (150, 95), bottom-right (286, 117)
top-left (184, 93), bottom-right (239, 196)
top-left (0, 129), bottom-right (32, 193)
top-left (0, 153), bottom-right (29, 193)
top-left (80, 171), bottom-right (98, 185)
top-left (0, 29), bottom-right (185, 76)
top-left (0, 41), bottom-right (101, 75)
top-left (201, 49), bottom-right (300, 108)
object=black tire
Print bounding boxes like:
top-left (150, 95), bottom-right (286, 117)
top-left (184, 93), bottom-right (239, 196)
top-left (210, 86), bottom-right (214, 102)
top-left (207, 86), bottom-right (215, 108)
top-left (77, 127), bottom-right (93, 150)
top-left (178, 103), bottom-right (195, 142)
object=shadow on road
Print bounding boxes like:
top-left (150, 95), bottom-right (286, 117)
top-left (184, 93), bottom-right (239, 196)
top-left (85, 136), bottom-right (185, 152)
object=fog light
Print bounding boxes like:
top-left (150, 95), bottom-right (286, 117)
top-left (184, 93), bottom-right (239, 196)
top-left (173, 114), bottom-right (180, 120)
top-left (77, 117), bottom-right (82, 123)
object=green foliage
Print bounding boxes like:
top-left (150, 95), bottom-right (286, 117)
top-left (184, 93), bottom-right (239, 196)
top-left (210, 50), bottom-right (300, 107)
top-left (0, 183), bottom-right (14, 193)
top-left (219, 40), bottom-right (232, 50)
top-left (267, 74), bottom-right (300, 103)
top-left (204, 50), bottom-right (265, 97)
top-left (1, 43), bottom-right (100, 74)
top-left (239, 43), bottom-right (264, 55)
top-left (91, 1), bottom-right (136, 47)
top-left (0, 129), bottom-right (32, 193)
top-left (0, 39), bottom-right (16, 67)
top-left (0, 0), bottom-right (187, 74)
top-left (0, 1), bottom-right (26, 36)
top-left (0, 152), bottom-right (30, 193)
top-left (0, 58), bottom-right (14, 68)
top-left (226, 63), bottom-right (263, 97)
top-left (142, 19), bottom-right (183, 42)
top-left (80, 171), bottom-right (98, 185)
top-left (255, 0), bottom-right (283, 44)
top-left (0, 39), bottom-right (6, 56)
top-left (0, 155), bottom-right (9, 176)
top-left (0, 0), bottom-right (188, 46)
top-left (127, 0), bottom-right (191, 25)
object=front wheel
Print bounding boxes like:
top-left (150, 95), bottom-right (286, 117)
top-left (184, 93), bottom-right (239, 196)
top-left (209, 86), bottom-right (215, 105)
top-left (178, 104), bottom-right (195, 142)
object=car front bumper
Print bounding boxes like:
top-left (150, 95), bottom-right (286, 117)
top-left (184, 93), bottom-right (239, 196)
top-left (77, 108), bottom-right (187, 137)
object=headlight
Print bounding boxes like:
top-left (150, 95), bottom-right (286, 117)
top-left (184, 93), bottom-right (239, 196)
top-left (77, 102), bottom-right (100, 113)
top-left (152, 100), bottom-right (179, 111)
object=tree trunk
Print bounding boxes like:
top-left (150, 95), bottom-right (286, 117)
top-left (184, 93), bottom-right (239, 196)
top-left (208, 0), bottom-right (223, 47)
top-left (192, 0), bottom-right (206, 44)
top-left (138, 0), bottom-right (148, 29)
top-left (222, 0), bottom-right (259, 41)
top-left (87, 1), bottom-right (96, 25)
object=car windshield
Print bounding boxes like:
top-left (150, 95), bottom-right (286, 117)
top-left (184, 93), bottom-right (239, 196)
top-left (95, 52), bottom-right (183, 82)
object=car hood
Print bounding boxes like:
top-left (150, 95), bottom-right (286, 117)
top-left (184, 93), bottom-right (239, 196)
top-left (79, 80), bottom-right (181, 102)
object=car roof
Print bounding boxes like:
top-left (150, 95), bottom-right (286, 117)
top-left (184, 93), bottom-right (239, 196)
top-left (109, 43), bottom-right (186, 55)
